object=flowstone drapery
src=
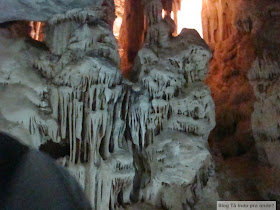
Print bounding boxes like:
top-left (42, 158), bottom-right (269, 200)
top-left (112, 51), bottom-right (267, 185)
top-left (0, 1), bottom-right (215, 209)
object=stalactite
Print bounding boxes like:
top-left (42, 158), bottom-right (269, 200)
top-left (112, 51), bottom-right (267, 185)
top-left (0, 1), bottom-right (216, 209)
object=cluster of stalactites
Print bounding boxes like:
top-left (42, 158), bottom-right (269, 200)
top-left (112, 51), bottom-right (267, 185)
top-left (25, 2), bottom-right (216, 209)
top-left (30, 6), bottom-right (136, 209)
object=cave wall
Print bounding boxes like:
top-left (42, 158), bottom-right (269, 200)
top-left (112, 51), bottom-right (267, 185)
top-left (202, 0), bottom-right (280, 158)
top-left (202, 0), bottom-right (257, 157)
top-left (202, 0), bottom-right (280, 202)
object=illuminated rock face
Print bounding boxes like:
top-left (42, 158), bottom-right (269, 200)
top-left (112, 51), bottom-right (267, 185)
top-left (0, 0), bottom-right (216, 209)
top-left (202, 0), bottom-right (257, 157)
top-left (118, 0), bottom-right (145, 75)
top-left (202, 0), bottom-right (280, 158)
top-left (202, 0), bottom-right (280, 202)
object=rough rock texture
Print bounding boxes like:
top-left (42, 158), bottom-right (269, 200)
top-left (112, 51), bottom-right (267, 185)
top-left (0, 0), bottom-right (216, 209)
top-left (247, 1), bottom-right (280, 201)
top-left (202, 0), bottom-right (256, 158)
top-left (119, 0), bottom-right (144, 75)
top-left (130, 1), bottom-right (217, 205)
top-left (202, 0), bottom-right (280, 205)
top-left (0, 0), bottom-right (103, 23)
top-left (249, 59), bottom-right (280, 165)
top-left (0, 27), bottom-right (50, 147)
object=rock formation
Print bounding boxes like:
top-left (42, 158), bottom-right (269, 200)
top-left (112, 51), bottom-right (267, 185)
top-left (118, 0), bottom-right (145, 75)
top-left (0, 0), bottom-right (103, 23)
top-left (202, 0), bottom-right (280, 204)
top-left (128, 1), bottom-right (216, 208)
top-left (202, 0), bottom-right (256, 157)
top-left (0, 0), bottom-right (216, 209)
top-left (246, 0), bottom-right (280, 201)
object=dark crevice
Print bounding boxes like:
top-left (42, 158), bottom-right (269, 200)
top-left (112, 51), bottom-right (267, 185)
top-left (39, 140), bottom-right (70, 159)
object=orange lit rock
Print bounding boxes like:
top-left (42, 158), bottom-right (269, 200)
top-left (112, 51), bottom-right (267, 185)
top-left (119, 0), bottom-right (145, 76)
top-left (203, 0), bottom-right (280, 204)
top-left (30, 21), bottom-right (44, 41)
top-left (202, 0), bottom-right (257, 158)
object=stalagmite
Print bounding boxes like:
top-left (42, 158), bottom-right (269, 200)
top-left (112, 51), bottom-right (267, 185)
top-left (124, 1), bottom-right (215, 208)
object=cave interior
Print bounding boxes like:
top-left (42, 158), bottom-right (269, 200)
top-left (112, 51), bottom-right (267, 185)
top-left (0, 0), bottom-right (280, 209)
